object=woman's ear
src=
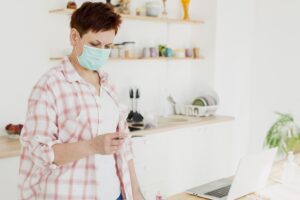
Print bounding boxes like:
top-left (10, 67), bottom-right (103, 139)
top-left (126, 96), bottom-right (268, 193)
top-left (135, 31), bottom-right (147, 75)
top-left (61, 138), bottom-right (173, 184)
top-left (70, 28), bottom-right (80, 46)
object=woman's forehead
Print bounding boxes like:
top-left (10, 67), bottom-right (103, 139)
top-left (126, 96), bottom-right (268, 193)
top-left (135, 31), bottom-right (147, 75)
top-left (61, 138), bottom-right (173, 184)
top-left (83, 30), bottom-right (115, 43)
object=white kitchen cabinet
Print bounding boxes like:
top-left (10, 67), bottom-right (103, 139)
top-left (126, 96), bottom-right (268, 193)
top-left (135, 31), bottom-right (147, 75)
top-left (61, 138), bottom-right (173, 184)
top-left (132, 121), bottom-right (235, 199)
top-left (0, 156), bottom-right (19, 200)
top-left (165, 122), bottom-right (235, 196)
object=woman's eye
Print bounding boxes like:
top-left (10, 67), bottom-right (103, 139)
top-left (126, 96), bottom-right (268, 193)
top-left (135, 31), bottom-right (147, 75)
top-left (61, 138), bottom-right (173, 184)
top-left (90, 43), bottom-right (98, 47)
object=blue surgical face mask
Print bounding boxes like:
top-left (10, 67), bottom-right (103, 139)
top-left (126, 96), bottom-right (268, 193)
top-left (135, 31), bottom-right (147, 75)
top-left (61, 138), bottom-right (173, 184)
top-left (76, 45), bottom-right (111, 71)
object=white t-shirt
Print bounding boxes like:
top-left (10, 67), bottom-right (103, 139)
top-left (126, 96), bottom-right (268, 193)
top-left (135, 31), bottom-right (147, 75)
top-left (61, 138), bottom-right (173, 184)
top-left (95, 86), bottom-right (121, 200)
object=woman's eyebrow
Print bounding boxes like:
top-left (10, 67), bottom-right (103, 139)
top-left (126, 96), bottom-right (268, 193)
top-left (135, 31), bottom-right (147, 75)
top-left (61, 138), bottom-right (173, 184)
top-left (91, 40), bottom-right (102, 45)
top-left (90, 40), bottom-right (112, 47)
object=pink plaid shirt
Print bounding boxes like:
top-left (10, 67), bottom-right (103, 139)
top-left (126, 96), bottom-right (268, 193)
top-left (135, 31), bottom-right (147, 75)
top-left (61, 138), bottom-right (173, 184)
top-left (18, 57), bottom-right (134, 200)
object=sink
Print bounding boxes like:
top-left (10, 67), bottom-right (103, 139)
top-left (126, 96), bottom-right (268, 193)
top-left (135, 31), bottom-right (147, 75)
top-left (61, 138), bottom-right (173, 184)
top-left (158, 116), bottom-right (190, 124)
top-left (130, 115), bottom-right (205, 134)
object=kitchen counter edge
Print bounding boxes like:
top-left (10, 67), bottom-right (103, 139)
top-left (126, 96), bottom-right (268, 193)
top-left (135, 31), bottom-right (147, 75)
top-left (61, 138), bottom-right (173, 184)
top-left (0, 115), bottom-right (234, 159)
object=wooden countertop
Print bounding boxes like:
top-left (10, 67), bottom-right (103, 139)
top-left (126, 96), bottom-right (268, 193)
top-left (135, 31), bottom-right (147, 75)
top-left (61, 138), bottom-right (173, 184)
top-left (130, 115), bottom-right (234, 137)
top-left (0, 115), bottom-right (234, 159)
top-left (167, 154), bottom-right (300, 200)
top-left (0, 135), bottom-right (21, 159)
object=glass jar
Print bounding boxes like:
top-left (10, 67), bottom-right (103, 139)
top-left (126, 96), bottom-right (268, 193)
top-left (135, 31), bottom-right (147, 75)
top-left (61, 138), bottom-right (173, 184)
top-left (123, 42), bottom-right (135, 59)
top-left (110, 44), bottom-right (119, 59)
top-left (118, 44), bottom-right (126, 59)
top-left (174, 49), bottom-right (185, 58)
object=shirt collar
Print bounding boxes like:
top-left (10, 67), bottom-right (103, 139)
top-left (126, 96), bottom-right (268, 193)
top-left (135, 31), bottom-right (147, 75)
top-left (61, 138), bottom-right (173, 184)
top-left (61, 56), bottom-right (109, 85)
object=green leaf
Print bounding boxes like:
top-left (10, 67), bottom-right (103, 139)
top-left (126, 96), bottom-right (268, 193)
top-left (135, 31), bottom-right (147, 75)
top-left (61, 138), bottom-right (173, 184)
top-left (264, 112), bottom-right (300, 154)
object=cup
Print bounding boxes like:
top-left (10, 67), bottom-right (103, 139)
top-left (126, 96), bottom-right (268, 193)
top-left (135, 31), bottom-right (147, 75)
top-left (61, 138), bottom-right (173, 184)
top-left (174, 49), bottom-right (185, 58)
top-left (165, 48), bottom-right (173, 57)
top-left (144, 111), bottom-right (159, 128)
top-left (185, 48), bottom-right (193, 58)
top-left (150, 47), bottom-right (158, 57)
top-left (143, 47), bottom-right (151, 58)
top-left (193, 47), bottom-right (200, 58)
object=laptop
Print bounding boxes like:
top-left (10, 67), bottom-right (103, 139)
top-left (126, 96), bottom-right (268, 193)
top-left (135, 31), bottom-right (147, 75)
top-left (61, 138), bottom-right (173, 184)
top-left (186, 148), bottom-right (277, 200)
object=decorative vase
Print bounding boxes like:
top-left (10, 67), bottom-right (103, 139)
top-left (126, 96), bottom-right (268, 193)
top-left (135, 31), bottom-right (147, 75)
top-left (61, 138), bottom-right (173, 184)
top-left (162, 0), bottom-right (168, 16)
top-left (181, 0), bottom-right (191, 21)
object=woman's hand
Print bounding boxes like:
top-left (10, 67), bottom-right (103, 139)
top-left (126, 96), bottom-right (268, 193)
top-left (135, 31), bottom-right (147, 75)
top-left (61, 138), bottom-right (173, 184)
top-left (52, 133), bottom-right (127, 167)
top-left (133, 189), bottom-right (145, 200)
top-left (90, 132), bottom-right (127, 155)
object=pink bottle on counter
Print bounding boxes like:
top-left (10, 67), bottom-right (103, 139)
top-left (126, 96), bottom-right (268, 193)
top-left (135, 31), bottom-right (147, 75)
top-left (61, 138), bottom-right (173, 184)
top-left (156, 192), bottom-right (162, 200)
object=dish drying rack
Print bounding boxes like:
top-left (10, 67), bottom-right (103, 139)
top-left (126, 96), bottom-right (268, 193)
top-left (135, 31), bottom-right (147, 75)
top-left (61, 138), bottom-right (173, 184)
top-left (168, 89), bottom-right (219, 117)
top-left (174, 104), bottom-right (218, 117)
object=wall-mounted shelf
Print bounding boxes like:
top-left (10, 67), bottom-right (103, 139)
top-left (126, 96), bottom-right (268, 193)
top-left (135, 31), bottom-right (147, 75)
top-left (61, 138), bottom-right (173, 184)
top-left (50, 57), bottom-right (203, 61)
top-left (49, 8), bottom-right (204, 24)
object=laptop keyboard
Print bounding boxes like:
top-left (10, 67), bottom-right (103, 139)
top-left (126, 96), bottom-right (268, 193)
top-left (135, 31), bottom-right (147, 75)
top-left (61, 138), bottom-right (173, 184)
top-left (204, 185), bottom-right (231, 198)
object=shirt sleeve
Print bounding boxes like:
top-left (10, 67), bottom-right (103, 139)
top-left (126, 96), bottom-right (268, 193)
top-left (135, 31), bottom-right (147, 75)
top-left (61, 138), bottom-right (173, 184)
top-left (20, 81), bottom-right (61, 170)
top-left (117, 102), bottom-right (134, 162)
top-left (124, 124), bottom-right (134, 161)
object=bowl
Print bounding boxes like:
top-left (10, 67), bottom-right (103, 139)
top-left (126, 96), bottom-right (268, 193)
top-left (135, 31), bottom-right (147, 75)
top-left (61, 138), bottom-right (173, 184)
top-left (174, 49), bottom-right (186, 58)
top-left (5, 123), bottom-right (23, 136)
top-left (146, 1), bottom-right (161, 17)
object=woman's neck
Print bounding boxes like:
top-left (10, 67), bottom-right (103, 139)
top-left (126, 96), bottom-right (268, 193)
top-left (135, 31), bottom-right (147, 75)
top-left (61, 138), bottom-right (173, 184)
top-left (69, 51), bottom-right (91, 74)
top-left (68, 51), bottom-right (101, 82)
top-left (69, 51), bottom-right (101, 85)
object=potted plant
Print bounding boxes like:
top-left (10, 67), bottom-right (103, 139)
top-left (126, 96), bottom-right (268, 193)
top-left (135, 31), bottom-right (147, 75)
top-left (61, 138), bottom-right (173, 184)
top-left (264, 112), bottom-right (300, 154)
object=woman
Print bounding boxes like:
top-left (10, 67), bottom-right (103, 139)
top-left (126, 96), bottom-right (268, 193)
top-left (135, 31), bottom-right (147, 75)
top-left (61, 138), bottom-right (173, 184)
top-left (18, 2), bottom-right (144, 200)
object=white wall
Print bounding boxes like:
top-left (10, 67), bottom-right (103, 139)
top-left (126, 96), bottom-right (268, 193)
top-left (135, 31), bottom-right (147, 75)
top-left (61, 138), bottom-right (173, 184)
top-left (214, 0), bottom-right (254, 163)
top-left (249, 0), bottom-right (300, 152)
top-left (0, 1), bottom-right (51, 131)
top-left (214, 0), bottom-right (300, 155)
top-left (0, 0), bottom-right (217, 134)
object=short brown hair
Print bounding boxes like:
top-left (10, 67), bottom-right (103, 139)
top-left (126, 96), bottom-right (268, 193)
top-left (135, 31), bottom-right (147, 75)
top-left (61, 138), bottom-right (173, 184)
top-left (70, 2), bottom-right (122, 37)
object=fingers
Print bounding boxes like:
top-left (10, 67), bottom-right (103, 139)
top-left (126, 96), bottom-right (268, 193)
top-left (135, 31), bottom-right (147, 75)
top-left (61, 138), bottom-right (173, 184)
top-left (111, 138), bottom-right (124, 146)
top-left (97, 133), bottom-right (129, 155)
top-left (110, 146), bottom-right (119, 152)
top-left (110, 132), bottom-right (129, 140)
top-left (106, 145), bottom-right (121, 155)
top-left (103, 143), bottom-right (120, 154)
